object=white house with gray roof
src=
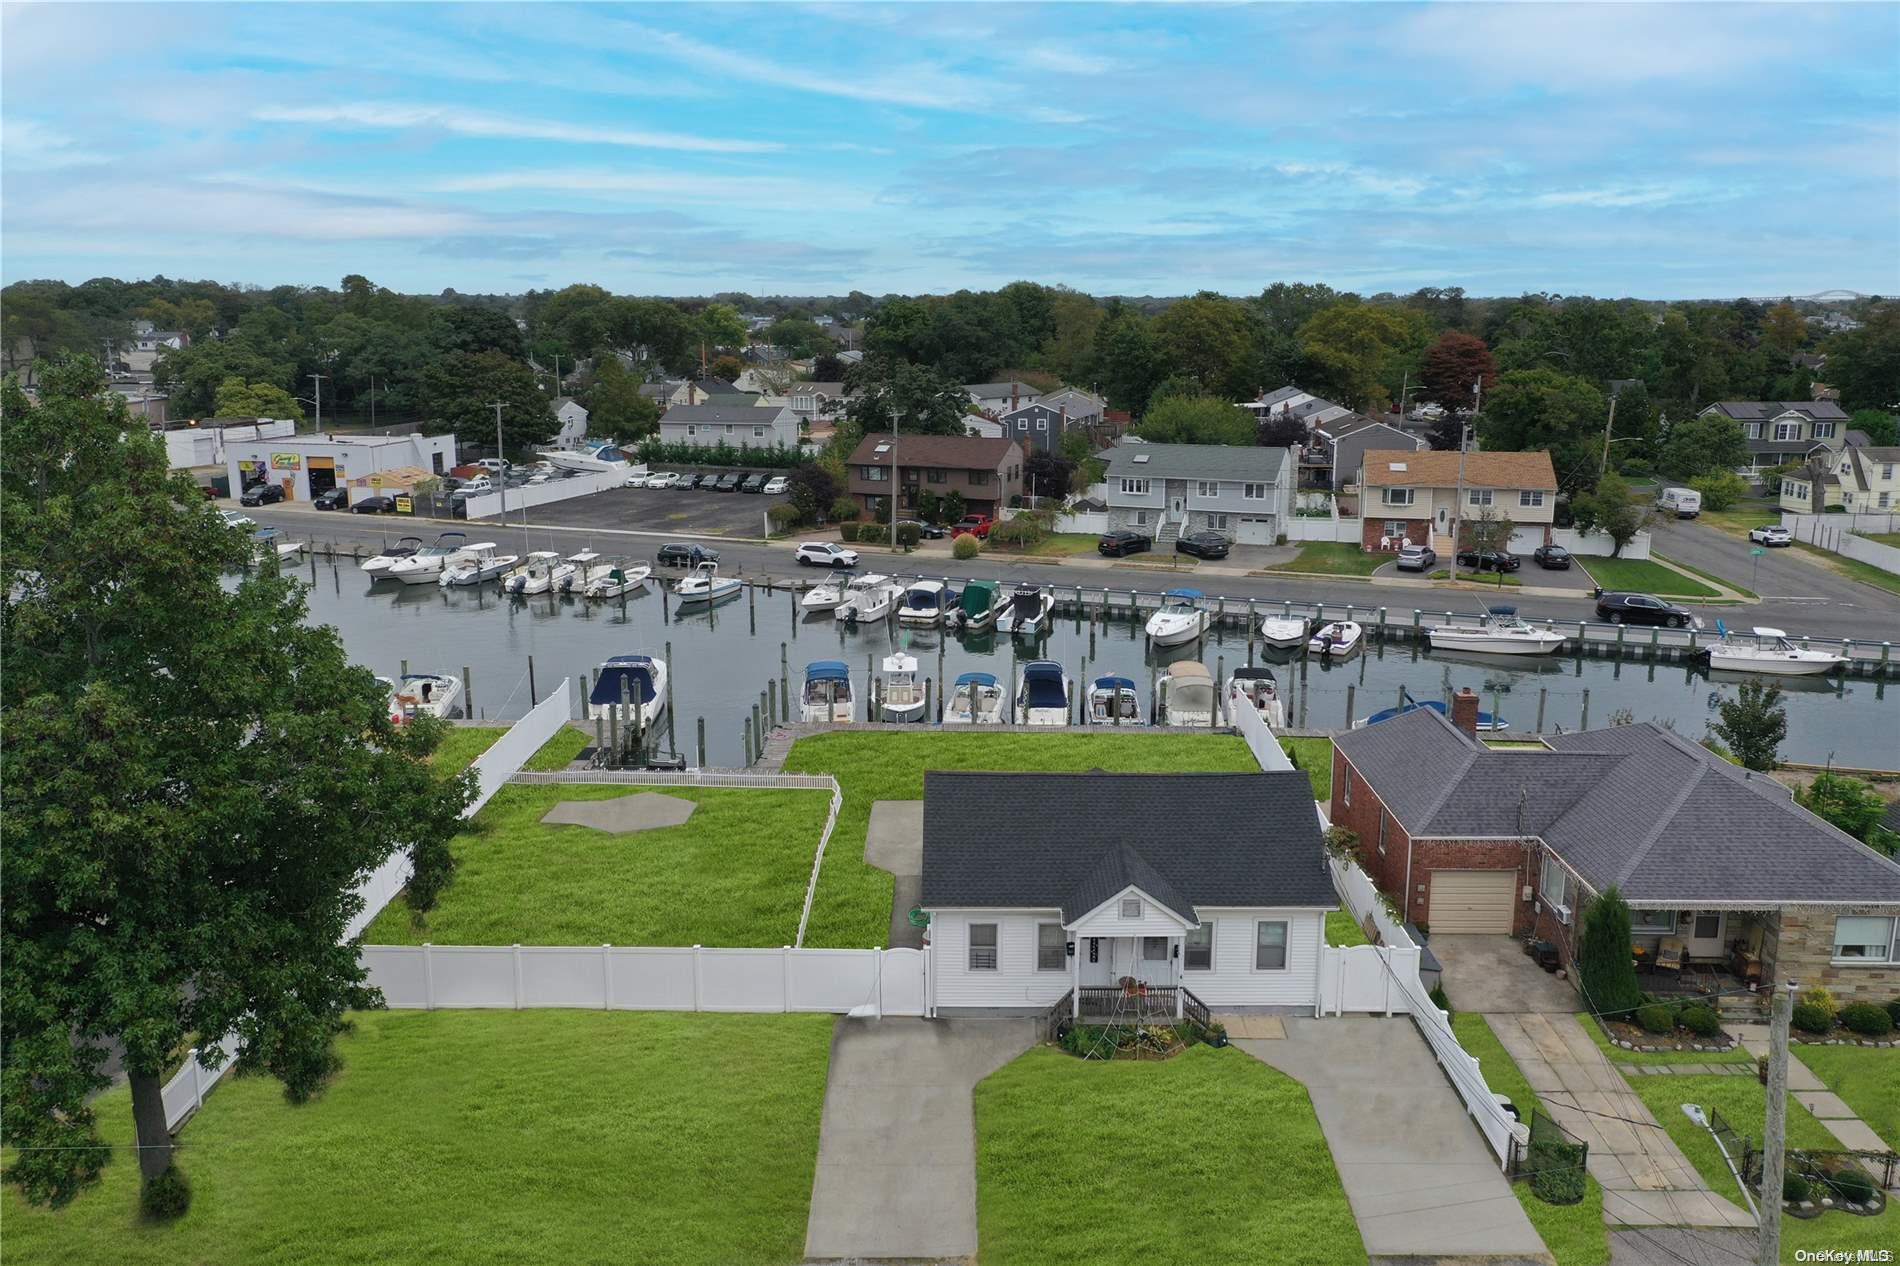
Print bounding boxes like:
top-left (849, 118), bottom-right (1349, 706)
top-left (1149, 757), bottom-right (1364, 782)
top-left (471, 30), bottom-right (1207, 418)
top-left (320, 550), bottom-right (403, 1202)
top-left (657, 402), bottom-right (800, 451)
top-left (1096, 440), bottom-right (1295, 545)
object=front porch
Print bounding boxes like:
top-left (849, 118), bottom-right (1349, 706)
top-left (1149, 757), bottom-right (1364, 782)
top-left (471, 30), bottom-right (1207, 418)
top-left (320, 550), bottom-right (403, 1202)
top-left (1044, 985), bottom-right (1211, 1033)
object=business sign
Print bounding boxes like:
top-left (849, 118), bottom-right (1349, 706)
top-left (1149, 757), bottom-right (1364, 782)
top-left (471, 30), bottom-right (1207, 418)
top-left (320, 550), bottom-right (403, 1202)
top-left (269, 452), bottom-right (301, 469)
top-left (394, 496), bottom-right (413, 514)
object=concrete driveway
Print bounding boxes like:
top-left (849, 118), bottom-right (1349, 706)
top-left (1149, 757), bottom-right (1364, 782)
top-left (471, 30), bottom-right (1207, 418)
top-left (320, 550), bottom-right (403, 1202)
top-left (1237, 1016), bottom-right (1547, 1261)
top-left (1429, 935), bottom-right (1580, 1014)
top-left (804, 1017), bottom-right (1036, 1263)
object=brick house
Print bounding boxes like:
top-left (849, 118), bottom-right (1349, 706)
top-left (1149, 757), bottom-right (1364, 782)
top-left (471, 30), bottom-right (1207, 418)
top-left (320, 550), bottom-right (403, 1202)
top-left (1330, 699), bottom-right (1900, 1007)
top-left (1356, 449), bottom-right (1558, 555)
top-left (845, 432), bottom-right (1023, 519)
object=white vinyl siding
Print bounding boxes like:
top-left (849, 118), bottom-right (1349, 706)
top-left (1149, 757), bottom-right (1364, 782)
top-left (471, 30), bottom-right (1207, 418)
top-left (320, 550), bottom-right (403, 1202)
top-left (930, 911), bottom-right (1072, 1010)
top-left (1184, 908), bottom-right (1323, 1008)
top-left (1069, 887), bottom-right (1193, 937)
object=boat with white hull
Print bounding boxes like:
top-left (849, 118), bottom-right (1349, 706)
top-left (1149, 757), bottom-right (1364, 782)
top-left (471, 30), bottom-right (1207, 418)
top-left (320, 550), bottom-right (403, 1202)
top-left (391, 672), bottom-right (462, 722)
top-left (1259, 615), bottom-right (1309, 649)
top-left (1427, 607), bottom-right (1567, 656)
top-left (541, 442), bottom-right (633, 475)
top-left (897, 580), bottom-right (958, 626)
top-left (800, 661), bottom-right (854, 722)
top-left (1360, 698), bottom-right (1508, 732)
top-left (505, 551), bottom-right (564, 595)
top-left (1086, 675), bottom-right (1144, 726)
top-left (878, 653), bottom-right (929, 722)
top-left (583, 558), bottom-right (649, 600)
top-left (1156, 661), bottom-right (1217, 727)
top-left (995, 583), bottom-right (1055, 637)
top-left (1015, 660), bottom-right (1071, 725)
top-left (943, 671), bottom-right (1005, 724)
top-left (674, 561), bottom-right (741, 605)
top-left (1307, 620), bottom-right (1363, 657)
top-left (1145, 589), bottom-right (1209, 648)
top-left (1227, 666), bottom-right (1285, 729)
top-left (439, 543), bottom-right (516, 587)
top-left (951, 580), bottom-right (1005, 632)
top-left (589, 654), bottom-right (668, 733)
top-left (555, 550), bottom-right (601, 593)
top-left (834, 574), bottom-right (901, 625)
top-left (384, 532), bottom-right (470, 584)
top-left (360, 536), bottom-right (423, 575)
top-left (801, 575), bottom-right (849, 612)
top-left (1703, 625), bottom-right (1847, 677)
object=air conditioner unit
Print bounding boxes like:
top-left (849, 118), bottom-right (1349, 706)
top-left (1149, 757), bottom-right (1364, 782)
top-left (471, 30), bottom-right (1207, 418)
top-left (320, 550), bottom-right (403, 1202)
top-left (1553, 904), bottom-right (1572, 926)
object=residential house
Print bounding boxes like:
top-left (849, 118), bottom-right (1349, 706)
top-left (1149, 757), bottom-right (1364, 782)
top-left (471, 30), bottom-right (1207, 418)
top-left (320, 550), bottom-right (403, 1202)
top-left (920, 770), bottom-right (1336, 1018)
top-left (1699, 401), bottom-right (1850, 480)
top-left (995, 401), bottom-right (1083, 454)
top-left (1242, 386), bottom-right (1356, 429)
top-left (1356, 449), bottom-right (1557, 554)
top-left (1330, 699), bottom-right (1900, 1007)
top-left (1308, 416), bottom-right (1422, 491)
top-left (784, 381), bottom-right (849, 426)
top-left (845, 432), bottom-right (1022, 519)
top-left (640, 378), bottom-right (759, 410)
top-left (1787, 444), bottom-right (1900, 514)
top-left (657, 402), bottom-right (800, 451)
top-left (1097, 441), bottom-right (1293, 545)
top-left (551, 397), bottom-right (589, 449)
top-left (1039, 386), bottom-right (1106, 427)
top-left (963, 417), bottom-right (1006, 439)
top-left (965, 380), bottom-right (1041, 417)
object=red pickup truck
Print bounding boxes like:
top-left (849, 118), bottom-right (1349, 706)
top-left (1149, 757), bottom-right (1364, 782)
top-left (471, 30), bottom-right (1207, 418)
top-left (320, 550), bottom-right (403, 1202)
top-left (950, 514), bottom-right (994, 539)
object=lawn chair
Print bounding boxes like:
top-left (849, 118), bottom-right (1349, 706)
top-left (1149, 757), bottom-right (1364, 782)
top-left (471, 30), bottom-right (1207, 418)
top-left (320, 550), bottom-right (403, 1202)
top-left (1654, 937), bottom-right (1685, 977)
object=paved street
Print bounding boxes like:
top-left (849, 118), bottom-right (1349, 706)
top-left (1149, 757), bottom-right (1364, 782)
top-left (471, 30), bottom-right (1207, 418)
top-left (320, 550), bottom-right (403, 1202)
top-left (1647, 515), bottom-right (1878, 609)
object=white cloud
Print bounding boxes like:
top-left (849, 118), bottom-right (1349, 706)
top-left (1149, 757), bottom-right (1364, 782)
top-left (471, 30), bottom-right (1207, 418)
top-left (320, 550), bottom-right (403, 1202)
top-left (1531, 187), bottom-right (1684, 209)
top-left (252, 103), bottom-right (783, 154)
top-left (1014, 47), bottom-right (1117, 76)
top-left (0, 117), bottom-right (106, 169)
top-left (424, 167), bottom-right (863, 211)
top-left (1027, 107), bottom-right (1091, 126)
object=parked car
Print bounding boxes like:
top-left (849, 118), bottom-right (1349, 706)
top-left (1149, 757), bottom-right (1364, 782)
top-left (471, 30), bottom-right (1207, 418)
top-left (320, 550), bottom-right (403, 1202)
top-left (239, 482), bottom-right (286, 507)
top-left (1097, 528), bottom-right (1152, 557)
top-left (1531, 544), bottom-right (1572, 569)
top-left (477, 458), bottom-right (511, 475)
top-left (950, 513), bottom-right (993, 539)
top-left (1456, 549), bottom-right (1520, 573)
top-left (762, 475), bottom-right (789, 495)
top-left (313, 486), bottom-right (350, 511)
top-left (895, 518), bottom-right (945, 539)
top-left (450, 475), bottom-right (493, 500)
top-left (645, 472), bottom-right (680, 489)
top-left (677, 472), bottom-right (705, 489)
top-left (1594, 591), bottom-right (1698, 628)
top-left (656, 541), bottom-right (720, 567)
top-left (351, 495), bottom-right (396, 514)
top-left (1395, 543), bottom-right (1436, 572)
top-left (1657, 486), bottom-right (1702, 518)
top-left (1748, 524), bottom-right (1793, 547)
top-left (739, 473), bottom-right (768, 493)
top-left (219, 509), bottom-right (255, 528)
top-left (1175, 530), bottom-right (1231, 559)
top-left (712, 472), bottom-right (741, 492)
top-left (624, 471), bottom-right (652, 488)
top-left (796, 542), bottom-right (860, 568)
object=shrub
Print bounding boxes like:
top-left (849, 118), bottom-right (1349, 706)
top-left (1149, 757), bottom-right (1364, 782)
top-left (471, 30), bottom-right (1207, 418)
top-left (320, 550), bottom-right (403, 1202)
top-left (1430, 985), bottom-right (1454, 1020)
top-left (894, 523), bottom-right (921, 550)
top-left (1887, 999), bottom-right (1900, 1027)
top-left (1531, 1160), bottom-right (1587, 1206)
top-left (139, 1165), bottom-right (192, 1222)
top-left (1825, 1168), bottom-right (1878, 1205)
top-left (1680, 1005), bottom-right (1721, 1038)
top-left (1840, 1001), bottom-right (1894, 1036)
top-left (1200, 1020), bottom-right (1228, 1047)
top-left (766, 503), bottom-right (802, 533)
top-left (952, 533), bottom-right (980, 561)
top-left (1636, 1003), bottom-right (1676, 1034)
top-left (1783, 1172), bottom-right (1811, 1204)
top-left (829, 496), bottom-right (861, 524)
top-left (1757, 1054), bottom-right (1770, 1085)
top-left (987, 514), bottom-right (1048, 550)
top-left (1579, 887), bottom-right (1644, 1020)
top-left (1800, 986), bottom-right (1839, 1021)
top-left (1792, 1002), bottom-right (1836, 1034)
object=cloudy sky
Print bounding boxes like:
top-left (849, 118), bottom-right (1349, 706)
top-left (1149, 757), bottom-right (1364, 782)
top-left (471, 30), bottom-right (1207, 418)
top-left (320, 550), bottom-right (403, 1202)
top-left (3, 2), bottom-right (1896, 298)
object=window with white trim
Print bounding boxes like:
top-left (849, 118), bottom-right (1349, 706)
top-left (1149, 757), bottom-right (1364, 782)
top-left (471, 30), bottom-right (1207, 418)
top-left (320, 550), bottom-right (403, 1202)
top-left (1468, 488), bottom-right (1494, 506)
top-left (1631, 909), bottom-right (1677, 933)
top-left (1744, 423), bottom-right (1762, 439)
top-left (1812, 421), bottom-right (1835, 439)
top-left (1243, 482), bottom-right (1267, 499)
top-left (1254, 921), bottom-right (1288, 970)
top-left (968, 923), bottom-right (998, 970)
top-left (1142, 936), bottom-right (1168, 962)
top-left (1383, 519), bottom-right (1408, 539)
top-left (1520, 490), bottom-right (1546, 508)
top-left (1342, 772), bottom-right (1352, 807)
top-left (1377, 814), bottom-right (1387, 855)
top-left (1036, 417), bottom-right (1047, 431)
top-left (862, 466), bottom-right (886, 482)
top-left (1120, 897), bottom-right (1142, 919)
top-left (1184, 923), bottom-right (1213, 970)
top-left (1135, 510), bottom-right (1149, 526)
top-left (1207, 513), bottom-right (1229, 531)
top-left (1120, 477), bottom-right (1150, 495)
top-left (1195, 480), bottom-right (1218, 497)
top-left (753, 426), bottom-right (765, 438)
top-left (1540, 855), bottom-right (1568, 909)
top-left (1036, 923), bottom-right (1065, 971)
top-left (1382, 488), bottom-right (1415, 506)
top-left (1833, 916), bottom-right (1896, 962)
top-left (1774, 421), bottom-right (1800, 441)
top-left (1881, 492), bottom-right (1892, 509)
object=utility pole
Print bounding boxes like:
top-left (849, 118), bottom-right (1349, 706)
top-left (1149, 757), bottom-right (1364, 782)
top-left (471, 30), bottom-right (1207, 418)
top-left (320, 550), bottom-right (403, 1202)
top-left (491, 400), bottom-right (508, 522)
top-left (369, 376), bottom-right (378, 431)
top-left (1598, 392), bottom-right (1621, 480)
top-left (1759, 977), bottom-right (1793, 1266)
top-left (889, 408), bottom-right (900, 553)
top-left (309, 373), bottom-right (328, 435)
top-left (1449, 420), bottom-right (1470, 581)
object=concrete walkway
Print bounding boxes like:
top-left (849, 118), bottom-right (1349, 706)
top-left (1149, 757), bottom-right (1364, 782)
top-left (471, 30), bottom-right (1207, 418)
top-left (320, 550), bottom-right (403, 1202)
top-left (804, 1016), bottom-right (1035, 1263)
top-left (1732, 1023), bottom-right (1898, 1172)
top-left (1238, 1016), bottom-right (1548, 1262)
top-left (1485, 1013), bottom-right (1754, 1229)
top-left (864, 800), bottom-right (923, 950)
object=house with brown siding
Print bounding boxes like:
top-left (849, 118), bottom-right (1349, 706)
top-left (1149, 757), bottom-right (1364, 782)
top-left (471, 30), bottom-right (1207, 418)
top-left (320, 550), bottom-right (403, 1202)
top-left (845, 432), bottom-right (1023, 519)
top-left (1330, 695), bottom-right (1900, 1009)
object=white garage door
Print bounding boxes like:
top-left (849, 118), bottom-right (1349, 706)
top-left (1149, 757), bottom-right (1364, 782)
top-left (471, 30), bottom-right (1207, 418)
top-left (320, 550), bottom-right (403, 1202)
top-left (1429, 870), bottom-right (1517, 934)
top-left (1235, 516), bottom-right (1277, 545)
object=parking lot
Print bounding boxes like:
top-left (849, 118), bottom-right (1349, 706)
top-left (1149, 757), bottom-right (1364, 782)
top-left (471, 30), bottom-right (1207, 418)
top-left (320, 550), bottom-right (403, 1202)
top-left (512, 476), bottom-right (786, 538)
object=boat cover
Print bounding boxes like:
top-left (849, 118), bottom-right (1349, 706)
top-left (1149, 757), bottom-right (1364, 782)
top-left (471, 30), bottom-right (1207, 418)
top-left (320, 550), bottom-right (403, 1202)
top-left (959, 580), bottom-right (999, 618)
top-left (1022, 662), bottom-right (1066, 708)
top-left (953, 671), bottom-right (998, 687)
top-left (592, 656), bottom-right (658, 705)
top-left (806, 661), bottom-right (850, 681)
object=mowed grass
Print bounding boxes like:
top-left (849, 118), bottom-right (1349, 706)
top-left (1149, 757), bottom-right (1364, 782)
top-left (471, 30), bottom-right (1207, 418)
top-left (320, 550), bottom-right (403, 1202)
top-left (1264, 542), bottom-right (1385, 576)
top-left (1577, 557), bottom-right (1719, 597)
top-left (1797, 1045), bottom-right (1900, 1150)
top-left (0, 1010), bottom-right (832, 1266)
top-left (364, 783), bottom-right (830, 946)
top-left (1326, 909), bottom-right (1369, 947)
top-left (1279, 736), bottom-right (1333, 800)
top-left (1025, 532), bottom-right (1108, 557)
top-left (975, 1045), bottom-right (1364, 1266)
top-left (1582, 1016), bottom-right (1752, 1067)
top-left (1452, 1015), bottom-right (1608, 1266)
top-left (783, 732), bottom-right (1257, 948)
top-left (521, 723), bottom-right (590, 770)
top-left (432, 724), bottom-right (504, 772)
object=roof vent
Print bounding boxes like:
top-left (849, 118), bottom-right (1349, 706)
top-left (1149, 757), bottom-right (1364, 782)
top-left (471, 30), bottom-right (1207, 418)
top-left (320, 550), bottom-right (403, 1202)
top-left (1132, 453), bottom-right (1150, 464)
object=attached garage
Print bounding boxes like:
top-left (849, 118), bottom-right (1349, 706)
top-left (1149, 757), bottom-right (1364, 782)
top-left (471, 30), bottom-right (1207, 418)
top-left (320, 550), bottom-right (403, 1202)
top-left (1428, 869), bottom-right (1517, 934)
top-left (1235, 515), bottom-right (1278, 545)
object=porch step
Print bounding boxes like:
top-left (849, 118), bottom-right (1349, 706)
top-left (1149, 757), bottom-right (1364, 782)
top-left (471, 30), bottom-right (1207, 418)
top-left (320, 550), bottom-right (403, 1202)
top-left (1155, 520), bottom-right (1181, 544)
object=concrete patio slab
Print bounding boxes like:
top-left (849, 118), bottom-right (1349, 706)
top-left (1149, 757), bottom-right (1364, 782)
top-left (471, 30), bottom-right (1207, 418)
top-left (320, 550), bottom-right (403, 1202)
top-left (1429, 934), bottom-right (1580, 1014)
top-left (1795, 1090), bottom-right (1857, 1118)
top-left (539, 791), bottom-right (696, 833)
top-left (1217, 1013), bottom-right (1285, 1040)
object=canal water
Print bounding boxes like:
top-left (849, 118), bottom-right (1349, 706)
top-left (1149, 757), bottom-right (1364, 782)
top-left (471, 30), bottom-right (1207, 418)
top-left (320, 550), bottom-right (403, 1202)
top-left (294, 557), bottom-right (1892, 767)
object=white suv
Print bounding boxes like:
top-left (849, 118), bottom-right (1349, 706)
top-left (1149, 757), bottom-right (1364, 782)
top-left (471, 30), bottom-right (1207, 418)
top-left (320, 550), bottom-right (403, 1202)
top-left (1395, 542), bottom-right (1437, 572)
top-left (796, 542), bottom-right (860, 568)
top-left (1748, 524), bottom-right (1792, 547)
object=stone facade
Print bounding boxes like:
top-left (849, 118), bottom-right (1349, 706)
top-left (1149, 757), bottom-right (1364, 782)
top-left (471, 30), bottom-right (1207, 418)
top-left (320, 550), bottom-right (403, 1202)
top-left (1773, 905), bottom-right (1900, 1006)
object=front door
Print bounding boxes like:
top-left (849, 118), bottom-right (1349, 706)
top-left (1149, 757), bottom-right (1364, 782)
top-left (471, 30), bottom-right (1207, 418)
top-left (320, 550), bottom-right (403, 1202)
top-left (1079, 936), bottom-right (1114, 988)
top-left (1680, 911), bottom-right (1726, 959)
top-left (1171, 496), bottom-right (1185, 516)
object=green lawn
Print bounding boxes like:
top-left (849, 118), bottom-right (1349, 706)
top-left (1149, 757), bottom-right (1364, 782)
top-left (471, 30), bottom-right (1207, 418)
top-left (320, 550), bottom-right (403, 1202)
top-left (783, 732), bottom-right (1257, 948)
top-left (1326, 909), bottom-right (1369, 946)
top-left (1577, 557), bottom-right (1720, 597)
top-left (1867, 532), bottom-right (1900, 548)
top-left (1453, 1014), bottom-right (1608, 1266)
top-left (1582, 1016), bottom-right (1753, 1067)
top-left (520, 723), bottom-right (590, 770)
top-left (1025, 532), bottom-right (1108, 557)
top-left (1793, 541), bottom-right (1900, 597)
top-left (1279, 736), bottom-right (1333, 800)
top-left (0, 1010), bottom-right (832, 1266)
top-left (364, 783), bottom-right (830, 946)
top-left (433, 725), bottom-right (504, 772)
top-left (1796, 1046), bottom-right (1900, 1150)
top-left (1695, 502), bottom-right (1784, 541)
top-left (1264, 542), bottom-right (1385, 577)
top-left (975, 1045), bottom-right (1364, 1265)
top-left (1659, 555), bottom-right (1759, 599)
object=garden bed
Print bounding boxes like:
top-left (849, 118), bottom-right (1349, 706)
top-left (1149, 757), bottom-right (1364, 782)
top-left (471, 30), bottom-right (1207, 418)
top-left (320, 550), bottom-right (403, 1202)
top-left (1051, 1020), bottom-right (1217, 1060)
top-left (1594, 995), bottom-right (1739, 1054)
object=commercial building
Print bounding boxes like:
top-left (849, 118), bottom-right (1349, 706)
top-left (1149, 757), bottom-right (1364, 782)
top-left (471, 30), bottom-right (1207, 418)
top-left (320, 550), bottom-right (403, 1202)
top-left (223, 431), bottom-right (457, 503)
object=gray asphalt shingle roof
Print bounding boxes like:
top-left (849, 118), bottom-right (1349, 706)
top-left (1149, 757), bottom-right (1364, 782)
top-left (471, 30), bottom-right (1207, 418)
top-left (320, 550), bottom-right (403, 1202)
top-left (1101, 441), bottom-right (1286, 483)
top-left (919, 770), bottom-right (1335, 921)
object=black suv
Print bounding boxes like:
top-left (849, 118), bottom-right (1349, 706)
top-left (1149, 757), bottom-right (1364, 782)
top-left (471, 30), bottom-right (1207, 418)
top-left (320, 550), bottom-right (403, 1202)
top-left (1175, 530), bottom-right (1231, 559)
top-left (1097, 529), bottom-right (1152, 557)
top-left (1594, 590), bottom-right (1696, 628)
top-left (1456, 548), bottom-right (1520, 573)
top-left (240, 482), bottom-right (286, 507)
top-left (739, 472), bottom-right (768, 493)
top-left (656, 541), bottom-right (720, 567)
top-left (1531, 544), bottom-right (1572, 569)
top-left (313, 486), bottom-right (350, 510)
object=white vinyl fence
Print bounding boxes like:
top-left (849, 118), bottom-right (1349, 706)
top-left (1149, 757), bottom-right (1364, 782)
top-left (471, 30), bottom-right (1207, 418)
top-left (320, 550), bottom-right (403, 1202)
top-left (1231, 686), bottom-right (1295, 773)
top-left (1285, 515), bottom-right (1359, 542)
top-left (1781, 513), bottom-right (1900, 576)
top-left (461, 467), bottom-right (628, 519)
top-left (1051, 509), bottom-right (1108, 535)
top-left (360, 943), bottom-right (928, 1017)
top-left (1509, 526), bottom-right (1652, 559)
top-left (1318, 944), bottom-right (1422, 1016)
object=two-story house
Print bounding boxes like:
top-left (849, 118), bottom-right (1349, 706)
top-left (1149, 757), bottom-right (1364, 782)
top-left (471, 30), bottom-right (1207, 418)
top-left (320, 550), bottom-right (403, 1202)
top-left (783, 381), bottom-right (848, 426)
top-left (1310, 416), bottom-right (1421, 491)
top-left (964, 380), bottom-right (1041, 417)
top-left (1788, 444), bottom-right (1900, 513)
top-left (657, 403), bottom-right (800, 451)
top-left (1039, 387), bottom-right (1106, 428)
top-left (640, 378), bottom-right (758, 410)
top-left (1356, 449), bottom-right (1557, 554)
top-left (1097, 441), bottom-right (1293, 546)
top-left (995, 401), bottom-right (1089, 454)
top-left (1699, 401), bottom-right (1850, 480)
top-left (550, 396), bottom-right (589, 449)
top-left (845, 433), bottom-right (1023, 519)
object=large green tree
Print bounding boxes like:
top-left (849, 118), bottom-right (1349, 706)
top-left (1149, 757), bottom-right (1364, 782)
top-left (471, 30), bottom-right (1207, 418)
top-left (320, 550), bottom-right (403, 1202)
top-left (1151, 292), bottom-right (1261, 401)
top-left (212, 376), bottom-right (306, 422)
top-left (1568, 472), bottom-right (1652, 558)
top-left (1085, 303), bottom-right (1168, 414)
top-left (842, 355), bottom-right (973, 437)
top-left (422, 350), bottom-right (557, 455)
top-left (1657, 413), bottom-right (1748, 480)
top-left (581, 356), bottom-right (661, 441)
top-left (1298, 302), bottom-right (1426, 412)
top-left (1135, 394), bottom-right (1256, 446)
top-left (1, 357), bottom-right (471, 1212)
top-left (1709, 679), bottom-right (1786, 771)
top-left (760, 317), bottom-right (834, 359)
top-left (1826, 304), bottom-right (1900, 413)
top-left (1479, 369), bottom-right (1607, 491)
top-left (696, 302), bottom-right (748, 352)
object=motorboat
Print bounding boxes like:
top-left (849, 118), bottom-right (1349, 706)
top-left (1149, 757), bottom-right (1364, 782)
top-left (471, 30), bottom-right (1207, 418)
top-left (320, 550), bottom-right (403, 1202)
top-left (360, 536), bottom-right (423, 575)
top-left (555, 550), bottom-right (601, 593)
top-left (800, 660), bottom-right (854, 722)
top-left (1086, 675), bottom-right (1144, 726)
top-left (1307, 620), bottom-right (1363, 657)
top-left (942, 671), bottom-right (1006, 724)
top-left (878, 653), bottom-right (929, 723)
top-left (1259, 615), bottom-right (1310, 649)
top-left (504, 550), bottom-right (563, 595)
top-left (391, 672), bottom-right (462, 722)
top-left (801, 574), bottom-right (849, 612)
top-left (252, 527), bottom-right (304, 562)
top-left (1155, 660), bottom-right (1218, 727)
top-left (385, 532), bottom-right (470, 585)
top-left (1427, 606), bottom-right (1568, 656)
top-left (1145, 589), bottom-right (1209, 648)
top-left (588, 653), bottom-right (669, 733)
top-left (1227, 666), bottom-right (1286, 728)
top-left (1702, 624), bottom-right (1848, 677)
top-left (583, 558), bottom-right (650, 600)
top-left (1015, 660), bottom-right (1071, 725)
top-left (543, 443), bottom-right (633, 474)
top-left (994, 583), bottom-right (1055, 638)
top-left (952, 579), bottom-right (1005, 632)
top-left (897, 579), bottom-right (959, 626)
top-left (834, 573), bottom-right (900, 625)
top-left (673, 561), bottom-right (742, 605)
top-left (1360, 698), bottom-right (1509, 732)
top-left (495, 553), bottom-right (539, 592)
top-left (439, 542), bottom-right (517, 587)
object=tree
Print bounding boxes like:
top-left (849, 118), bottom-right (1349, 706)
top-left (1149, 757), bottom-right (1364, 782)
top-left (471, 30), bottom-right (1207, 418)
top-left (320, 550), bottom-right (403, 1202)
top-left (1657, 413), bottom-right (1748, 480)
top-left (1569, 472), bottom-right (1651, 557)
top-left (708, 354), bottom-right (743, 383)
top-left (1797, 773), bottom-right (1896, 852)
top-left (811, 353), bottom-right (847, 382)
top-left (696, 302), bottom-right (747, 352)
top-left (1257, 415), bottom-right (1306, 449)
top-left (1151, 292), bottom-right (1261, 401)
top-left (1762, 303), bottom-right (1808, 359)
top-left (842, 355), bottom-right (972, 437)
top-left (1135, 394), bottom-right (1256, 446)
top-left (1479, 369), bottom-right (1607, 492)
top-left (1419, 331), bottom-right (1495, 410)
top-left (422, 350), bottom-right (557, 455)
top-left (1850, 409), bottom-right (1898, 446)
top-left (1827, 305), bottom-right (1900, 413)
top-left (426, 304), bottom-right (523, 360)
top-left (1709, 679), bottom-right (1786, 771)
top-left (1463, 504), bottom-right (1516, 554)
top-left (1085, 303), bottom-right (1167, 415)
top-left (1687, 470), bottom-right (1747, 512)
top-left (1, 357), bottom-right (472, 1212)
top-left (786, 464), bottom-right (842, 523)
top-left (1297, 302), bottom-right (1429, 412)
top-left (582, 356), bottom-right (660, 441)
top-left (1578, 887), bottom-right (1643, 1020)
top-left (1024, 449), bottom-right (1076, 500)
top-left (212, 376), bottom-right (305, 423)
top-left (760, 317), bottom-right (833, 359)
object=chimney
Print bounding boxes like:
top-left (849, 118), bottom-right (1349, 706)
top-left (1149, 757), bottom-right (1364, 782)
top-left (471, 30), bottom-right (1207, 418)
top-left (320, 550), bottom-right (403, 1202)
top-left (1011, 382), bottom-right (1020, 410)
top-left (1451, 688), bottom-right (1480, 739)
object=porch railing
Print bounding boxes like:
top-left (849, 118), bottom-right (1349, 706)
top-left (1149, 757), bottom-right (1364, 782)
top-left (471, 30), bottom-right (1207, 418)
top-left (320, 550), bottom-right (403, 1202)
top-left (1071, 985), bottom-right (1211, 1029)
